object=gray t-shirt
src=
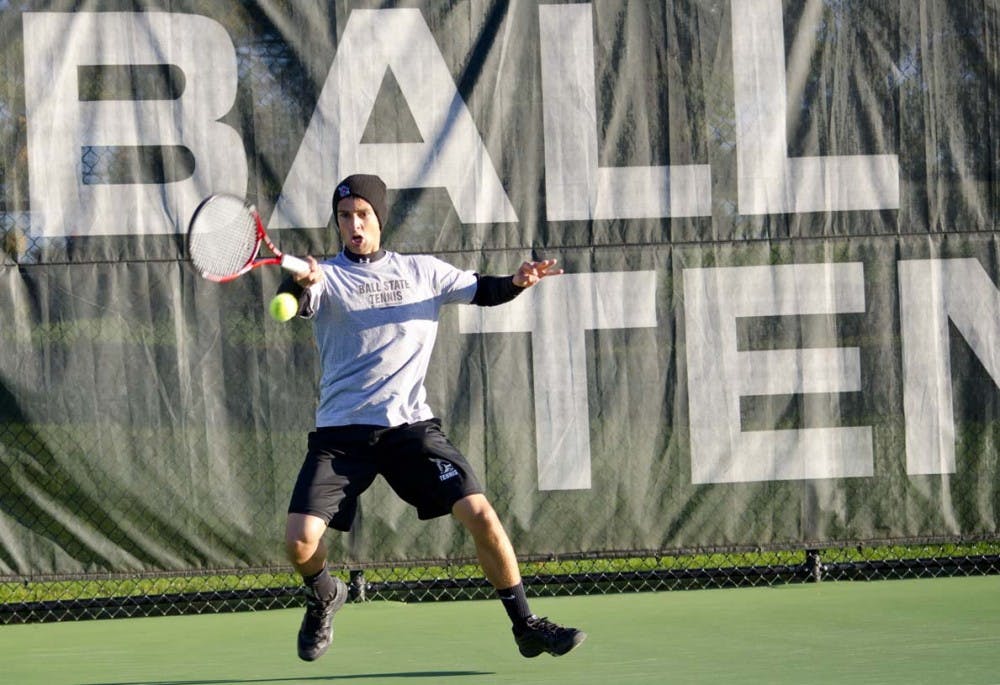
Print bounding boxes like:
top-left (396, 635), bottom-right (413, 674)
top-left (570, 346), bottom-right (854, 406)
top-left (303, 250), bottom-right (478, 427)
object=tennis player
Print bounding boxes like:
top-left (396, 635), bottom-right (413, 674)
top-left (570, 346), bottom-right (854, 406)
top-left (277, 174), bottom-right (586, 662)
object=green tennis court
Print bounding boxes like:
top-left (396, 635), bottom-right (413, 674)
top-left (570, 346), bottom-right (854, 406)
top-left (2, 576), bottom-right (997, 685)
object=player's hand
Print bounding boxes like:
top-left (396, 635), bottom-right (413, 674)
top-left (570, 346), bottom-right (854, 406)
top-left (294, 256), bottom-right (323, 287)
top-left (513, 258), bottom-right (563, 288)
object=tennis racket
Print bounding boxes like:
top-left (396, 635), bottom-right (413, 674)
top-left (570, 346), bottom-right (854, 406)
top-left (186, 194), bottom-right (309, 283)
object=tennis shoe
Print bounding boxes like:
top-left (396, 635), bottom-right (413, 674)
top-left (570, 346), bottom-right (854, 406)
top-left (513, 615), bottom-right (586, 657)
top-left (297, 576), bottom-right (348, 661)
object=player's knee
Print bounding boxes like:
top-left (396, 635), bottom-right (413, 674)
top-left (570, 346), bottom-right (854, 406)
top-left (284, 516), bottom-right (323, 564)
top-left (284, 536), bottom-right (317, 565)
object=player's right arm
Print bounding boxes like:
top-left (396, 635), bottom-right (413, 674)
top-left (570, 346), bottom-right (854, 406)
top-left (276, 256), bottom-right (322, 318)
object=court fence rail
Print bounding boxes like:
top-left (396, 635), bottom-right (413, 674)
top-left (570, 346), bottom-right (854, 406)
top-left (2, 539), bottom-right (997, 624)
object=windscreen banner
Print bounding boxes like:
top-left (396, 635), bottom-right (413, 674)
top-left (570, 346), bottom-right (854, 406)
top-left (0, 1), bottom-right (996, 575)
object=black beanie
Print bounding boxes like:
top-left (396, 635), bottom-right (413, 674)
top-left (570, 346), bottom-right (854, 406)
top-left (333, 174), bottom-right (388, 229)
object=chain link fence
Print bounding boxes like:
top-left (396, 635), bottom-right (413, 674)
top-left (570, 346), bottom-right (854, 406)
top-left (3, 541), bottom-right (998, 624)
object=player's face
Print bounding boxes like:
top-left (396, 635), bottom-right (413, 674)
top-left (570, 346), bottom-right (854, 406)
top-left (336, 196), bottom-right (381, 256)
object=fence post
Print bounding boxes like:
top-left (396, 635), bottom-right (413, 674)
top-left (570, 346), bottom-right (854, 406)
top-left (805, 549), bottom-right (823, 582)
top-left (349, 569), bottom-right (367, 601)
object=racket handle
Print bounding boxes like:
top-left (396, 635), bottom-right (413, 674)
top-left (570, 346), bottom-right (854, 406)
top-left (280, 254), bottom-right (310, 275)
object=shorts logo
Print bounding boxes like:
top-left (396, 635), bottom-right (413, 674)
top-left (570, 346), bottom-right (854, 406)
top-left (433, 459), bottom-right (459, 481)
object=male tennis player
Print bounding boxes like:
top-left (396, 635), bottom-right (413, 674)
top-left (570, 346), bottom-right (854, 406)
top-left (277, 174), bottom-right (585, 662)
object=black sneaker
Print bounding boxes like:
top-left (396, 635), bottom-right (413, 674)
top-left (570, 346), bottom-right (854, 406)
top-left (513, 615), bottom-right (586, 657)
top-left (297, 576), bottom-right (348, 661)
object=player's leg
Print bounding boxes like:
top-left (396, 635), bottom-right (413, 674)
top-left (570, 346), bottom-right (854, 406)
top-left (452, 494), bottom-right (587, 658)
top-left (450, 493), bottom-right (521, 589)
top-left (285, 512), bottom-right (348, 619)
top-left (285, 428), bottom-right (374, 662)
top-left (379, 420), bottom-right (586, 657)
top-left (285, 514), bottom-right (349, 662)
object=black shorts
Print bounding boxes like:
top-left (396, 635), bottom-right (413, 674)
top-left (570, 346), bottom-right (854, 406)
top-left (287, 419), bottom-right (484, 532)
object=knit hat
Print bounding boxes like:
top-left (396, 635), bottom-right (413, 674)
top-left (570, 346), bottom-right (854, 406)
top-left (333, 174), bottom-right (387, 229)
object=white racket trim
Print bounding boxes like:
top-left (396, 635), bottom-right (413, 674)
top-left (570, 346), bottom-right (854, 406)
top-left (280, 254), bottom-right (310, 274)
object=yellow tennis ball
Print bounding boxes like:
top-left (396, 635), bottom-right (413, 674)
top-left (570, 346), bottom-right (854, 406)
top-left (269, 292), bottom-right (299, 322)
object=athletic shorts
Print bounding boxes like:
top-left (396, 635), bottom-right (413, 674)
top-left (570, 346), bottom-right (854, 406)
top-left (287, 419), bottom-right (484, 531)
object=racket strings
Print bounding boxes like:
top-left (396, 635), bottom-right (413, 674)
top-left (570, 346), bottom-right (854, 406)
top-left (188, 197), bottom-right (259, 278)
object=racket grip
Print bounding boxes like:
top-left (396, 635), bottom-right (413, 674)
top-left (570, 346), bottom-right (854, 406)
top-left (280, 254), bottom-right (310, 275)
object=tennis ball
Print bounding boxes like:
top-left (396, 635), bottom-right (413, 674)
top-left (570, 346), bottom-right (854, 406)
top-left (269, 292), bottom-right (299, 322)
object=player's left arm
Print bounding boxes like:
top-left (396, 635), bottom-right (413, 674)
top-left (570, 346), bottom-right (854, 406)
top-left (471, 259), bottom-right (563, 307)
top-left (513, 258), bottom-right (563, 288)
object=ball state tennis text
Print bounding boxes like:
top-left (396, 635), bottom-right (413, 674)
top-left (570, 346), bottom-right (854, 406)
top-left (358, 279), bottom-right (410, 306)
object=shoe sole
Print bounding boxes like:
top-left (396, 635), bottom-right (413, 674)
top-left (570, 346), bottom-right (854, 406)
top-left (297, 577), bottom-right (349, 662)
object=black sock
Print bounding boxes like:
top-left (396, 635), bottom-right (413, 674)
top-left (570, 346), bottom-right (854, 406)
top-left (303, 565), bottom-right (338, 602)
top-left (497, 583), bottom-right (533, 627)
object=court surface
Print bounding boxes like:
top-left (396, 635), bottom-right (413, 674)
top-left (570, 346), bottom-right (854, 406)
top-left (2, 575), bottom-right (998, 685)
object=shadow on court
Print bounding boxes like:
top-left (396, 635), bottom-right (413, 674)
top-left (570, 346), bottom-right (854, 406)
top-left (81, 673), bottom-right (495, 685)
